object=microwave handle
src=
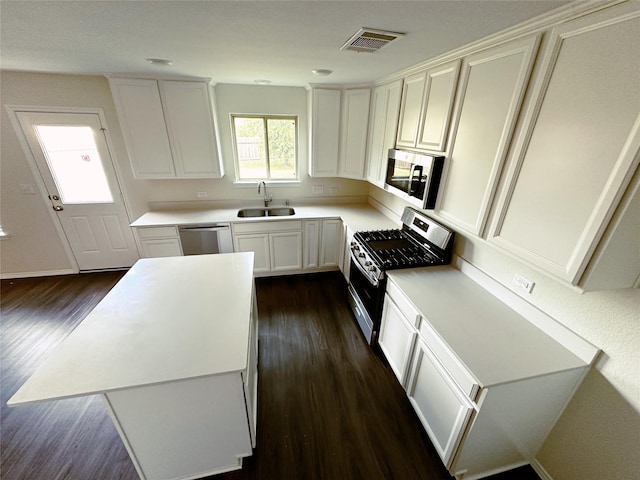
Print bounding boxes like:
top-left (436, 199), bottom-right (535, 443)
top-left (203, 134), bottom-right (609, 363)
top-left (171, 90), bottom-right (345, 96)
top-left (408, 165), bottom-right (423, 195)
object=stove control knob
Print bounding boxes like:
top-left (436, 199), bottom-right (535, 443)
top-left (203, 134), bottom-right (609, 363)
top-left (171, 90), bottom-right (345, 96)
top-left (364, 261), bottom-right (371, 267)
top-left (369, 266), bottom-right (377, 272)
top-left (358, 253), bottom-right (365, 258)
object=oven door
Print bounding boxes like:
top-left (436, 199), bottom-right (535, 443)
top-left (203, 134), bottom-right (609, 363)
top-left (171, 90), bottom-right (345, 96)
top-left (347, 256), bottom-right (385, 344)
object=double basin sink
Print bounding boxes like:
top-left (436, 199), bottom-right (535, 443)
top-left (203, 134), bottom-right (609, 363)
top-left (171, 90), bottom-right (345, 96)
top-left (237, 207), bottom-right (296, 218)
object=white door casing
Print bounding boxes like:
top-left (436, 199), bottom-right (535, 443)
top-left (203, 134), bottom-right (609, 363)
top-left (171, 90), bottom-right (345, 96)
top-left (11, 109), bottom-right (139, 271)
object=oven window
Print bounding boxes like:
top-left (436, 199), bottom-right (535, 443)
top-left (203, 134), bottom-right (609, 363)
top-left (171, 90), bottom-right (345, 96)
top-left (349, 259), bottom-right (384, 322)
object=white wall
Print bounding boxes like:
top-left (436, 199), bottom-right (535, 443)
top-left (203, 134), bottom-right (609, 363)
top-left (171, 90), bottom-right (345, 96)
top-left (370, 182), bottom-right (640, 479)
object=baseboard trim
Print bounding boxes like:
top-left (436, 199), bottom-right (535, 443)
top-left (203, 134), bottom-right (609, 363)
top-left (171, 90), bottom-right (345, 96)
top-left (1, 269), bottom-right (76, 280)
top-left (531, 459), bottom-right (554, 480)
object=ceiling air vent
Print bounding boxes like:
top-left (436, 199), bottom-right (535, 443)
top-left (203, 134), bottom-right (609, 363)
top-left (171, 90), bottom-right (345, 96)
top-left (340, 28), bottom-right (404, 53)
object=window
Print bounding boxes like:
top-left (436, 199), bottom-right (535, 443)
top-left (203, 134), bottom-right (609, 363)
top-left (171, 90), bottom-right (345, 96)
top-left (231, 115), bottom-right (297, 181)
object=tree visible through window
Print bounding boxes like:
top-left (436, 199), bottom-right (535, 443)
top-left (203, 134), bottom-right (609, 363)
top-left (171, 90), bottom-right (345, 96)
top-left (232, 115), bottom-right (297, 181)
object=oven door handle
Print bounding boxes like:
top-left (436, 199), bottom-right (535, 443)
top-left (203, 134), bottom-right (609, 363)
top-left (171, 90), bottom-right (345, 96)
top-left (349, 248), bottom-right (379, 287)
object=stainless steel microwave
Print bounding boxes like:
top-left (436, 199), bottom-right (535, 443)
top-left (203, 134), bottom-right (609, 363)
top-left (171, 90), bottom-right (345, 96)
top-left (384, 149), bottom-right (445, 209)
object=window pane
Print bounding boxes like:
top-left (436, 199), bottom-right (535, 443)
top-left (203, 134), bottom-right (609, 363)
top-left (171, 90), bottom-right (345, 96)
top-left (35, 126), bottom-right (114, 203)
top-left (267, 118), bottom-right (296, 179)
top-left (234, 117), bottom-right (267, 179)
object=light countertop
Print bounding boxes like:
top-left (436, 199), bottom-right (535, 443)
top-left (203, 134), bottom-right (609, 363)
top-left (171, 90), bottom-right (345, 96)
top-left (8, 253), bottom-right (255, 406)
top-left (387, 266), bottom-right (588, 387)
top-left (130, 203), bottom-right (399, 232)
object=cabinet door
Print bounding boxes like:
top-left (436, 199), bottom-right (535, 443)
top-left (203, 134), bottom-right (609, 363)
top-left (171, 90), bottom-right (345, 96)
top-left (320, 219), bottom-right (343, 267)
top-left (140, 239), bottom-right (183, 258)
top-left (417, 60), bottom-right (461, 152)
top-left (159, 81), bottom-right (222, 178)
top-left (270, 231), bottom-right (303, 272)
top-left (396, 71), bottom-right (427, 148)
top-left (378, 294), bottom-right (417, 387)
top-left (437, 36), bottom-right (540, 235)
top-left (303, 220), bottom-right (320, 269)
top-left (339, 88), bottom-right (371, 179)
top-left (489, 6), bottom-right (640, 284)
top-left (108, 78), bottom-right (175, 179)
top-left (406, 339), bottom-right (474, 468)
top-left (309, 89), bottom-right (341, 177)
top-left (234, 234), bottom-right (270, 273)
top-left (367, 80), bottom-right (403, 186)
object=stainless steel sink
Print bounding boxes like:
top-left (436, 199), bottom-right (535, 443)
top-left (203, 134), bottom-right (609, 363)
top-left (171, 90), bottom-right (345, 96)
top-left (237, 208), bottom-right (267, 218)
top-left (237, 207), bottom-right (295, 218)
top-left (267, 207), bottom-right (295, 216)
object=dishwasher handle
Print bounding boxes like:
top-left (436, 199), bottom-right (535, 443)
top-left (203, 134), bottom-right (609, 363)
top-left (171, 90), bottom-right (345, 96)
top-left (179, 225), bottom-right (230, 232)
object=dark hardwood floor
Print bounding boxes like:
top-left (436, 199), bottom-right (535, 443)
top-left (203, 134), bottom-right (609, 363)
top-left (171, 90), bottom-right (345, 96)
top-left (1, 270), bottom-right (539, 480)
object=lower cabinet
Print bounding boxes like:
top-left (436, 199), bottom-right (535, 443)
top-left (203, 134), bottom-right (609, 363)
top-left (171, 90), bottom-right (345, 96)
top-left (303, 218), bottom-right (344, 271)
top-left (378, 291), bottom-right (418, 386)
top-left (406, 338), bottom-right (474, 467)
top-left (134, 226), bottom-right (183, 258)
top-left (232, 221), bottom-right (303, 275)
top-left (379, 270), bottom-right (596, 479)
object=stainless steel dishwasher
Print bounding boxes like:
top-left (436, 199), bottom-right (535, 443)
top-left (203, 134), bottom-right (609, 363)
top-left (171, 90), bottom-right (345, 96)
top-left (178, 224), bottom-right (233, 255)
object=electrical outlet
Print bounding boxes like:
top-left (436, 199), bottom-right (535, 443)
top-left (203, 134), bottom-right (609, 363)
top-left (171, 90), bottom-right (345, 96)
top-left (312, 185), bottom-right (324, 195)
top-left (329, 186), bottom-right (339, 194)
top-left (512, 273), bottom-right (535, 294)
top-left (196, 191), bottom-right (208, 198)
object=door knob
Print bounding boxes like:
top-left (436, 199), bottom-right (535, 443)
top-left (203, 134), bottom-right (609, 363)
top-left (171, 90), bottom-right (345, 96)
top-left (53, 205), bottom-right (64, 211)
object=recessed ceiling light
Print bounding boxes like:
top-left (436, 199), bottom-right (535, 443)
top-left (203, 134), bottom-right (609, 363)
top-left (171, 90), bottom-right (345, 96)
top-left (312, 69), bottom-right (332, 76)
top-left (146, 58), bottom-right (173, 66)
top-left (254, 79), bottom-right (271, 85)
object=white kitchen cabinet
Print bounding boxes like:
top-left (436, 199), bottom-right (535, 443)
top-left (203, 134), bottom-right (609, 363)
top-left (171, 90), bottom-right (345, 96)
top-left (234, 233), bottom-right (270, 274)
top-left (319, 219), bottom-right (343, 268)
top-left (383, 265), bottom-right (598, 479)
top-left (436, 36), bottom-right (539, 235)
top-left (303, 220), bottom-right (321, 269)
top-left (308, 88), bottom-right (341, 177)
top-left (396, 60), bottom-right (460, 152)
top-left (489, 4), bottom-right (640, 287)
top-left (232, 220), bottom-right (303, 275)
top-left (134, 226), bottom-right (183, 258)
top-left (396, 71), bottom-right (427, 148)
top-left (341, 225), bottom-right (354, 281)
top-left (366, 80), bottom-right (403, 186)
top-left (338, 88), bottom-right (371, 179)
top-left (378, 291), bottom-right (418, 386)
top-left (270, 231), bottom-right (303, 272)
top-left (406, 337), bottom-right (474, 468)
top-left (308, 87), bottom-right (371, 179)
top-left (109, 78), bottom-right (223, 179)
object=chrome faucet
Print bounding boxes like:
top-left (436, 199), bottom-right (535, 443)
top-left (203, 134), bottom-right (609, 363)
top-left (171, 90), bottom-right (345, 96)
top-left (258, 181), bottom-right (272, 207)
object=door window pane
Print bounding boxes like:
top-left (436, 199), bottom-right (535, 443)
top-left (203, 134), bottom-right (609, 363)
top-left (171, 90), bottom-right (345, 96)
top-left (35, 125), bottom-right (114, 203)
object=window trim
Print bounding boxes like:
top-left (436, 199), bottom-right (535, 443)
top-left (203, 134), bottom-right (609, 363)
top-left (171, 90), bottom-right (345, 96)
top-left (230, 114), bottom-right (299, 182)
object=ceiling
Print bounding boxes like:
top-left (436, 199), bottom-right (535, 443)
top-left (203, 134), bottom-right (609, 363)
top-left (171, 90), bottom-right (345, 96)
top-left (0, 0), bottom-right (570, 87)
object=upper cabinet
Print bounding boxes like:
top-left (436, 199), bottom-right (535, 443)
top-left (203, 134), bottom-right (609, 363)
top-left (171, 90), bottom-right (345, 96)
top-left (436, 36), bottom-right (540, 235)
top-left (308, 88), bottom-right (341, 177)
top-left (308, 87), bottom-right (371, 179)
top-left (396, 60), bottom-right (460, 152)
top-left (488, 4), bottom-right (640, 287)
top-left (339, 88), bottom-right (372, 179)
top-left (366, 80), bottom-right (403, 186)
top-left (109, 78), bottom-right (223, 179)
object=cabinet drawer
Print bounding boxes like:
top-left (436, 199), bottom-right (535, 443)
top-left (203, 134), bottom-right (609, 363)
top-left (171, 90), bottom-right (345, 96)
top-left (418, 319), bottom-right (480, 401)
top-left (136, 226), bottom-right (179, 239)
top-left (233, 220), bottom-right (302, 234)
top-left (386, 279), bottom-right (421, 327)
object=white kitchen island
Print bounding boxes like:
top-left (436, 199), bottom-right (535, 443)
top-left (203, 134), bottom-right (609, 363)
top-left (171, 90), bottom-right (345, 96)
top-left (8, 253), bottom-right (258, 480)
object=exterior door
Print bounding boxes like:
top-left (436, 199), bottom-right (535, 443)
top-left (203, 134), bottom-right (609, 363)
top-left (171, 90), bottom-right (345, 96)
top-left (16, 111), bottom-right (139, 271)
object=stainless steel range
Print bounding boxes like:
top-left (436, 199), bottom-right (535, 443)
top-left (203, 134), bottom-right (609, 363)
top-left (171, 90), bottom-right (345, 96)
top-left (347, 207), bottom-right (455, 344)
